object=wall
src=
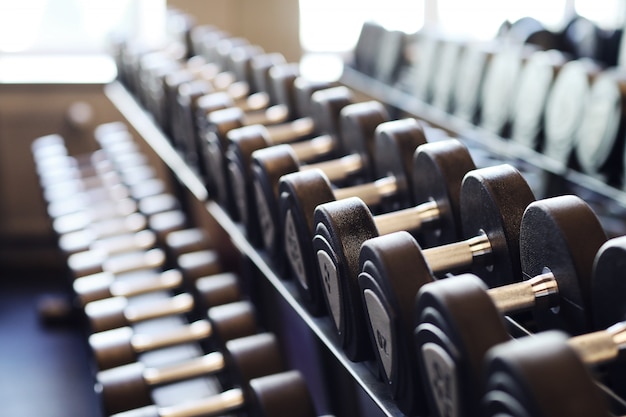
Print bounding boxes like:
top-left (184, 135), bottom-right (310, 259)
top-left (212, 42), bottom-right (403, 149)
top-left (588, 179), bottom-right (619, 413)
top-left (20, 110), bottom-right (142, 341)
top-left (168, 0), bottom-right (302, 61)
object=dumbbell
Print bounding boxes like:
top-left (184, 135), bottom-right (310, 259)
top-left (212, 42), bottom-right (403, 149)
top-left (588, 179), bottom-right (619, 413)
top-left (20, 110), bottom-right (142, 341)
top-left (482, 323), bottom-right (626, 417)
top-left (411, 195), bottom-right (607, 417)
top-left (89, 300), bottom-right (258, 370)
top-left (250, 100), bottom-right (390, 256)
top-left (276, 119), bottom-right (428, 314)
top-left (226, 85), bottom-right (354, 240)
top-left (97, 332), bottom-right (285, 414)
top-left (108, 370), bottom-right (317, 417)
top-left (311, 141), bottom-right (488, 362)
top-left (81, 246), bottom-right (233, 333)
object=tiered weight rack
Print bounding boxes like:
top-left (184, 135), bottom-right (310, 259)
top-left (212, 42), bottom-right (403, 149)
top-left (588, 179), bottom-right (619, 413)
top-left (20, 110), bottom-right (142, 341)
top-left (93, 9), bottom-right (626, 417)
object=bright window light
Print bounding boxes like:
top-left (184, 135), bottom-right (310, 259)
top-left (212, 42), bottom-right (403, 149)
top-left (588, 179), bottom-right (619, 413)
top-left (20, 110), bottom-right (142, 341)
top-left (299, 0), bottom-right (425, 53)
top-left (437, 0), bottom-right (568, 40)
top-left (0, 0), bottom-right (165, 54)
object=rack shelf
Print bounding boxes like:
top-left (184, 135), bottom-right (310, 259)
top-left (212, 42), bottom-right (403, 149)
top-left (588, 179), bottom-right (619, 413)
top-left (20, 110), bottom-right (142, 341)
top-left (104, 81), bottom-right (405, 417)
top-left (340, 65), bottom-right (626, 210)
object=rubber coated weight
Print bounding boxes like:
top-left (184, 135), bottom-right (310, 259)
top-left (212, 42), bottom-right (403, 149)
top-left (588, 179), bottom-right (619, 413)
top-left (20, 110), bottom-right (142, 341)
top-left (278, 118), bottom-right (427, 315)
top-left (89, 300), bottom-right (258, 370)
top-left (313, 140), bottom-right (477, 361)
top-left (414, 34), bottom-right (442, 102)
top-left (592, 236), bottom-right (626, 329)
top-left (480, 45), bottom-right (529, 136)
top-left (482, 331), bottom-right (611, 417)
top-left (519, 195), bottom-right (607, 334)
top-left (453, 42), bottom-right (496, 123)
top-left (431, 38), bottom-right (465, 112)
top-left (98, 332), bottom-right (284, 414)
top-left (575, 70), bottom-right (626, 185)
top-left (251, 100), bottom-right (389, 259)
top-left (543, 59), bottom-right (598, 165)
top-left (510, 50), bottom-right (564, 150)
top-left (413, 195), bottom-right (607, 417)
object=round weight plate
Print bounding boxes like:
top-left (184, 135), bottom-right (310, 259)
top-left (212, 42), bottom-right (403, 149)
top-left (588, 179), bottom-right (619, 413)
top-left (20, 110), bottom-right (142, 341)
top-left (312, 197), bottom-right (379, 361)
top-left (338, 101), bottom-right (389, 180)
top-left (414, 34), bottom-right (442, 102)
top-left (309, 86), bottom-right (353, 139)
top-left (414, 274), bottom-right (510, 417)
top-left (591, 236), bottom-right (626, 329)
top-left (520, 195), bottom-right (607, 335)
top-left (269, 63), bottom-right (299, 118)
top-left (453, 42), bottom-right (495, 123)
top-left (511, 50), bottom-right (564, 149)
top-left (412, 139), bottom-right (477, 248)
top-left (98, 362), bottom-right (152, 415)
top-left (480, 45), bottom-right (527, 135)
top-left (431, 39), bottom-right (465, 112)
top-left (575, 70), bottom-right (626, 179)
top-left (224, 333), bottom-right (284, 387)
top-left (357, 231), bottom-right (434, 416)
top-left (250, 145), bottom-right (301, 255)
top-left (278, 169), bottom-right (336, 315)
top-left (293, 78), bottom-right (337, 121)
top-left (544, 60), bottom-right (595, 164)
top-left (483, 332), bottom-right (610, 417)
top-left (226, 125), bottom-right (272, 246)
top-left (251, 52), bottom-right (286, 103)
top-left (373, 118), bottom-right (428, 211)
top-left (248, 371), bottom-right (317, 417)
top-left (460, 164), bottom-right (535, 287)
top-left (562, 16), bottom-right (601, 60)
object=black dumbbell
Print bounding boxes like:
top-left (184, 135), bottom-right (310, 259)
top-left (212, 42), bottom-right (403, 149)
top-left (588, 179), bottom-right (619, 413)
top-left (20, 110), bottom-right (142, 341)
top-left (482, 324), bottom-right (626, 417)
top-left (97, 332), bottom-right (285, 414)
top-left (108, 370), bottom-right (317, 417)
top-left (250, 100), bottom-right (390, 257)
top-left (312, 141), bottom-right (487, 362)
top-left (226, 85), bottom-right (353, 242)
top-left (74, 268), bottom-right (185, 306)
top-left (411, 195), bottom-right (607, 417)
top-left (276, 119), bottom-right (428, 314)
top-left (85, 292), bottom-right (197, 333)
top-left (89, 300), bottom-right (257, 370)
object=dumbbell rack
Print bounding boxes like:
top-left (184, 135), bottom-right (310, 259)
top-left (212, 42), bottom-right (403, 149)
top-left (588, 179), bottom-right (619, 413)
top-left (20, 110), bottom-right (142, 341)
top-left (105, 69), bottom-right (626, 416)
top-left (104, 81), bottom-right (404, 417)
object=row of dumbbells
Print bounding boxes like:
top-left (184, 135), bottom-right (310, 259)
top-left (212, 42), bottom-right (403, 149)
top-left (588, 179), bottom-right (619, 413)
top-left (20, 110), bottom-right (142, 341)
top-left (31, 123), bottom-right (333, 417)
top-left (357, 20), bottom-right (626, 188)
top-left (114, 18), bottom-right (626, 417)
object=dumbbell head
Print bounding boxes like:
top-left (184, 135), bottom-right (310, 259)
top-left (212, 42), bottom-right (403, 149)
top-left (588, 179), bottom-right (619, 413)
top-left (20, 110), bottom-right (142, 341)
top-left (312, 140), bottom-right (477, 361)
top-left (277, 119), bottom-right (427, 315)
top-left (519, 195), bottom-right (607, 334)
top-left (411, 195), bottom-right (606, 417)
top-left (592, 236), bottom-right (626, 329)
top-left (89, 300), bottom-right (258, 369)
top-left (482, 332), bottom-right (611, 417)
top-left (97, 332), bottom-right (285, 415)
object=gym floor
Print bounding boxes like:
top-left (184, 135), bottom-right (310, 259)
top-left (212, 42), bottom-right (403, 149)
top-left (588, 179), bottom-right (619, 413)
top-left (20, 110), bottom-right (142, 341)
top-left (0, 267), bottom-right (103, 417)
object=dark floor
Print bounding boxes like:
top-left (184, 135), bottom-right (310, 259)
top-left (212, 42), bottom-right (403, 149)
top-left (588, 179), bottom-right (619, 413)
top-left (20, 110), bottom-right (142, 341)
top-left (0, 268), bottom-right (103, 417)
